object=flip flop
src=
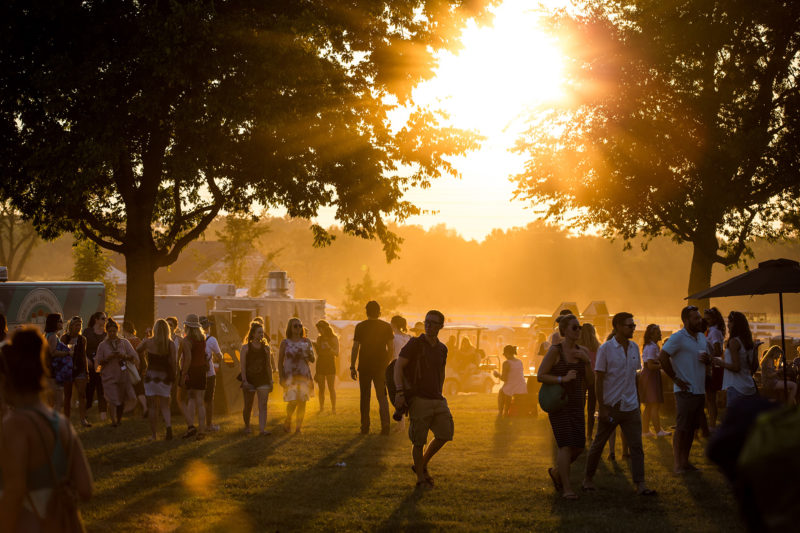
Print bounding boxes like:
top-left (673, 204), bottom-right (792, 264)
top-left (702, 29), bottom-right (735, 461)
top-left (548, 468), bottom-right (563, 493)
top-left (638, 488), bottom-right (657, 496)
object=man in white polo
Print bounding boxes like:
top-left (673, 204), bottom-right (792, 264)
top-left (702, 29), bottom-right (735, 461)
top-left (583, 312), bottom-right (655, 495)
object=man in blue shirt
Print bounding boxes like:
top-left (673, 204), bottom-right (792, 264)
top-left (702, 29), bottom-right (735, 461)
top-left (583, 312), bottom-right (655, 495)
top-left (659, 305), bottom-right (709, 474)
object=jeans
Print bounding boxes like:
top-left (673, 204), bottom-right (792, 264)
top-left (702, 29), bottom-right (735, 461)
top-left (585, 404), bottom-right (645, 484)
top-left (726, 386), bottom-right (756, 407)
top-left (86, 364), bottom-right (107, 413)
top-left (359, 370), bottom-right (390, 433)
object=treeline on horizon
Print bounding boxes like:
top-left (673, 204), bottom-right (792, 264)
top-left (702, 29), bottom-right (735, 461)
top-left (22, 216), bottom-right (800, 319)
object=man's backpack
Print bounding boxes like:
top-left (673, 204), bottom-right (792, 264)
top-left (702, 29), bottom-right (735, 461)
top-left (23, 409), bottom-right (87, 533)
top-left (386, 337), bottom-right (423, 408)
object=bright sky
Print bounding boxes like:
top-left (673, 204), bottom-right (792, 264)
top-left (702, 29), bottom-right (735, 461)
top-left (309, 0), bottom-right (569, 241)
top-left (399, 0), bottom-right (568, 240)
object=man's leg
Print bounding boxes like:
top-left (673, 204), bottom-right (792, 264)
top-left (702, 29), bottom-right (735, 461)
top-left (326, 374), bottom-right (337, 414)
top-left (618, 408), bottom-right (647, 488)
top-left (358, 372), bottom-right (372, 434)
top-left (583, 413), bottom-right (617, 487)
top-left (372, 371), bottom-right (390, 434)
top-left (412, 445), bottom-right (427, 484)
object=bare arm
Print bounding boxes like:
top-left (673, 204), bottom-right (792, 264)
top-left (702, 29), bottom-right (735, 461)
top-left (350, 341), bottom-right (360, 369)
top-left (0, 416), bottom-right (29, 529)
top-left (538, 346), bottom-right (570, 384)
top-left (278, 341), bottom-right (287, 383)
top-left (659, 349), bottom-right (688, 390)
top-left (67, 423), bottom-right (93, 501)
top-left (239, 344), bottom-right (249, 383)
top-left (394, 355), bottom-right (409, 410)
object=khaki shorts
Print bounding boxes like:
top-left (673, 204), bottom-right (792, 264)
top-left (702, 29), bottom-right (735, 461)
top-left (408, 397), bottom-right (454, 446)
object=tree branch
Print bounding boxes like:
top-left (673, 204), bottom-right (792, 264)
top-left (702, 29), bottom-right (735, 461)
top-left (81, 208), bottom-right (126, 244)
top-left (79, 222), bottom-right (126, 254)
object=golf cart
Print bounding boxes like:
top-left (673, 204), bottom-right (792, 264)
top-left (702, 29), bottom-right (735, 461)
top-left (441, 325), bottom-right (499, 395)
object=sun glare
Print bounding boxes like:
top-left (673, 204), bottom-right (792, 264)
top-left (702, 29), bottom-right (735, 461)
top-left (414, 0), bottom-right (567, 139)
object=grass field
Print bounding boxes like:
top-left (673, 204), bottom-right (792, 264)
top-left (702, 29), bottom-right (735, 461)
top-left (78, 387), bottom-right (744, 532)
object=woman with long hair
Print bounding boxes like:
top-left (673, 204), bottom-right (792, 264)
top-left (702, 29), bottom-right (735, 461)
top-left (640, 324), bottom-right (670, 437)
top-left (83, 311), bottom-right (108, 421)
top-left (44, 313), bottom-right (72, 412)
top-left (703, 307), bottom-right (726, 429)
top-left (760, 346), bottom-right (797, 405)
top-left (179, 314), bottom-right (207, 439)
top-left (0, 328), bottom-right (93, 531)
top-left (61, 316), bottom-right (90, 427)
top-left (240, 321), bottom-right (273, 435)
top-left (712, 311), bottom-right (757, 406)
top-left (136, 319), bottom-right (177, 440)
top-left (577, 323), bottom-right (600, 440)
top-left (538, 314), bottom-right (594, 500)
top-left (279, 318), bottom-right (315, 433)
top-left (314, 320), bottom-right (339, 414)
top-left (96, 318), bottom-right (139, 427)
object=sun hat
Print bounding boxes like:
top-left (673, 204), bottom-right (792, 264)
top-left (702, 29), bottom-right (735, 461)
top-left (184, 314), bottom-right (202, 328)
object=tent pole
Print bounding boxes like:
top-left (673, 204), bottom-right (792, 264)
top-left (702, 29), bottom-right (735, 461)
top-left (780, 292), bottom-right (788, 397)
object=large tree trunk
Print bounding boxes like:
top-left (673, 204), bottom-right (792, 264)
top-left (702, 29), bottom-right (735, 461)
top-left (124, 250), bottom-right (157, 332)
top-left (687, 229), bottom-right (719, 309)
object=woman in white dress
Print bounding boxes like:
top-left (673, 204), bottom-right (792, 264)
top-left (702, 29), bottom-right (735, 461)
top-left (493, 345), bottom-right (528, 416)
top-left (279, 318), bottom-right (315, 433)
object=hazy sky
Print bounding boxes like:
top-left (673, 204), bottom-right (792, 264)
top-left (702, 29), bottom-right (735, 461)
top-left (309, 0), bottom-right (569, 241)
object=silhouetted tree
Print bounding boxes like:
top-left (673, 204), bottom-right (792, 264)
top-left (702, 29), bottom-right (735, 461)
top-left (72, 240), bottom-right (119, 315)
top-left (0, 1), bottom-right (488, 328)
top-left (515, 0), bottom-right (800, 306)
top-left (0, 201), bottom-right (39, 278)
top-left (340, 269), bottom-right (409, 320)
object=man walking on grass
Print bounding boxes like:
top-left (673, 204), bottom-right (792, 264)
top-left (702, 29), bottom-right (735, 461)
top-left (583, 312), bottom-right (656, 495)
top-left (659, 305), bottom-right (709, 474)
top-left (351, 301), bottom-right (394, 435)
top-left (394, 310), bottom-right (454, 488)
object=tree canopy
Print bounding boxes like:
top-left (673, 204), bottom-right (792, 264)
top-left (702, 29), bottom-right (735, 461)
top-left (514, 0), bottom-right (800, 304)
top-left (0, 1), bottom-right (491, 329)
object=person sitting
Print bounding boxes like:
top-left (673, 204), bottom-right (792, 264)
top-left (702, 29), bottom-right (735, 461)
top-left (0, 328), bottom-right (93, 531)
top-left (760, 346), bottom-right (797, 405)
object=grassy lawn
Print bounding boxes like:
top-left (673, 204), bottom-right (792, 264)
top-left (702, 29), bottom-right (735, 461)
top-left (78, 388), bottom-right (744, 532)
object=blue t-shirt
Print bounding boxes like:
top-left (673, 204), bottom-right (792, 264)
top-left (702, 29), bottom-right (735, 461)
top-left (662, 328), bottom-right (707, 394)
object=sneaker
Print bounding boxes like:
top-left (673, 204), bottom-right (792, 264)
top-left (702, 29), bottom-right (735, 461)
top-left (656, 430), bottom-right (672, 437)
top-left (182, 426), bottom-right (197, 439)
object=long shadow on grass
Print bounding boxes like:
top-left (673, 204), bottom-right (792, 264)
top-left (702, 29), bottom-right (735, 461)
top-left (491, 415), bottom-right (527, 457)
top-left (375, 489), bottom-right (432, 533)
top-left (85, 431), bottom-right (296, 526)
top-left (237, 434), bottom-right (392, 530)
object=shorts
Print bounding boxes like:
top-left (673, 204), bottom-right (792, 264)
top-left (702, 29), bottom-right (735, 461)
top-left (674, 391), bottom-right (705, 433)
top-left (187, 366), bottom-right (207, 391)
top-left (408, 397), bottom-right (454, 446)
top-left (204, 375), bottom-right (216, 403)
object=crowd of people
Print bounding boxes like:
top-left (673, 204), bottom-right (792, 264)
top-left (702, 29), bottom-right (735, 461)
top-left (533, 305), bottom-right (798, 500)
top-left (0, 299), bottom-right (798, 528)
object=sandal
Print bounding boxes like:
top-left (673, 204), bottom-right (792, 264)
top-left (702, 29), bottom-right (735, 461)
top-left (412, 464), bottom-right (434, 485)
top-left (548, 468), bottom-right (563, 493)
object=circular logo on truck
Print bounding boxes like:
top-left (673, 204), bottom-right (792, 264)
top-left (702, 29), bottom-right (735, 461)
top-left (17, 288), bottom-right (63, 329)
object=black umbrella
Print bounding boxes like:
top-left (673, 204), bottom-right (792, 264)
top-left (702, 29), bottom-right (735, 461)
top-left (688, 258), bottom-right (800, 396)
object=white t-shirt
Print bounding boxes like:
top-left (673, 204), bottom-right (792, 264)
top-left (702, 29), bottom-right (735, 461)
top-left (642, 342), bottom-right (660, 363)
top-left (707, 326), bottom-right (724, 353)
top-left (205, 335), bottom-right (221, 377)
top-left (392, 332), bottom-right (411, 360)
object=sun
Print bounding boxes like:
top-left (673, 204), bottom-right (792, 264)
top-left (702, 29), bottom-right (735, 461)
top-left (413, 0), bottom-right (567, 139)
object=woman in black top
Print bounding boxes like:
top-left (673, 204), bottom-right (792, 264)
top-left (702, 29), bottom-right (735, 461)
top-left (314, 320), bottom-right (339, 414)
top-left (538, 314), bottom-right (594, 500)
top-left (83, 311), bottom-right (108, 421)
top-left (240, 321), bottom-right (273, 435)
top-left (61, 316), bottom-right (90, 427)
